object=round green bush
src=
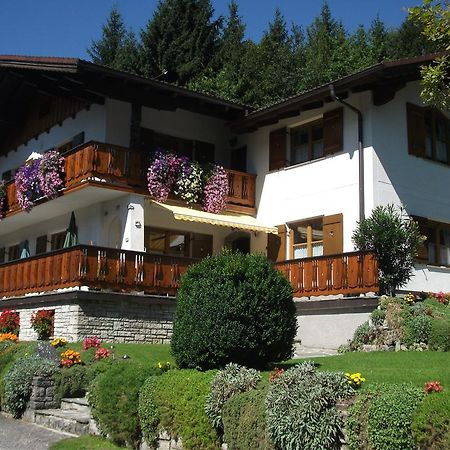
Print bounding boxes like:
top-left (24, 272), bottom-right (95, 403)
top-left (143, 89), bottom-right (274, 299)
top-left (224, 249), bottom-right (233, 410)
top-left (171, 252), bottom-right (296, 369)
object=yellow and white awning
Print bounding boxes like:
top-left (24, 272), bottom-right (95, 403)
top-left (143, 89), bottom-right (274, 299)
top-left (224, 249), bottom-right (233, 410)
top-left (150, 201), bottom-right (278, 234)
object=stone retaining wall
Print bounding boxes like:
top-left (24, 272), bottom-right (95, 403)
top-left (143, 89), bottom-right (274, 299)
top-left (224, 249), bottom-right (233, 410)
top-left (6, 291), bottom-right (176, 344)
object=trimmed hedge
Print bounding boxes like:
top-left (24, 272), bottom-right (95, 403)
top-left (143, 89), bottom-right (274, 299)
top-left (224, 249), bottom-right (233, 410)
top-left (172, 252), bottom-right (296, 370)
top-left (412, 390), bottom-right (450, 450)
top-left (54, 360), bottom-right (112, 405)
top-left (347, 384), bottom-right (423, 450)
top-left (89, 362), bottom-right (159, 449)
top-left (139, 369), bottom-right (221, 450)
top-left (222, 387), bottom-right (274, 450)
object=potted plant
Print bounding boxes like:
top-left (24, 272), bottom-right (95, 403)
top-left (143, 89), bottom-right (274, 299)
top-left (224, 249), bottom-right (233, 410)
top-left (30, 309), bottom-right (54, 340)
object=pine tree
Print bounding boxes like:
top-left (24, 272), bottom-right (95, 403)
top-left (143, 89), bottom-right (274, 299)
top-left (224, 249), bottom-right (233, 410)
top-left (88, 5), bottom-right (127, 67)
top-left (368, 15), bottom-right (389, 62)
top-left (347, 25), bottom-right (375, 72)
top-left (140, 0), bottom-right (221, 85)
top-left (303, 2), bottom-right (348, 88)
top-left (115, 31), bottom-right (141, 74)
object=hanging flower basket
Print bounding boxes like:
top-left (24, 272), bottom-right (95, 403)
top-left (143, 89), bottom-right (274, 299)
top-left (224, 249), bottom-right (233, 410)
top-left (0, 181), bottom-right (6, 219)
top-left (147, 150), bottom-right (228, 213)
top-left (15, 150), bottom-right (65, 212)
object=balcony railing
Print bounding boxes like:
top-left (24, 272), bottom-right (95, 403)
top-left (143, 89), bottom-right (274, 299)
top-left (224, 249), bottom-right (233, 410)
top-left (274, 251), bottom-right (378, 297)
top-left (2, 141), bottom-right (256, 218)
top-left (0, 246), bottom-right (378, 300)
top-left (0, 245), bottom-right (197, 298)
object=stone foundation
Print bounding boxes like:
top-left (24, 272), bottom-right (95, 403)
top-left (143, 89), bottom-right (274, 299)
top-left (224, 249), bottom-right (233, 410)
top-left (2, 291), bottom-right (176, 344)
top-left (23, 375), bottom-right (58, 421)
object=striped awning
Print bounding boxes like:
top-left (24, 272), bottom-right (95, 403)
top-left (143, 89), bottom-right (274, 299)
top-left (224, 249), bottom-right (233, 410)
top-left (151, 201), bottom-right (278, 234)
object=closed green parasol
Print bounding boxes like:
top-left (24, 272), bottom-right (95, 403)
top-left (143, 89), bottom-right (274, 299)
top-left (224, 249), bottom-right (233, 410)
top-left (63, 212), bottom-right (79, 248)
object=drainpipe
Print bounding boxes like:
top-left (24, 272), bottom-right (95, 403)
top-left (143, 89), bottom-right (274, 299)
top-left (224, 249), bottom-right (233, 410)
top-left (329, 84), bottom-right (365, 222)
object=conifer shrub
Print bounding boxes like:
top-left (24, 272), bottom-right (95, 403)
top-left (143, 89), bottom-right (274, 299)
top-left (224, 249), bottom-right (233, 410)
top-left (171, 252), bottom-right (296, 370)
top-left (139, 369), bottom-right (220, 450)
top-left (222, 387), bottom-right (274, 450)
top-left (89, 362), bottom-right (159, 449)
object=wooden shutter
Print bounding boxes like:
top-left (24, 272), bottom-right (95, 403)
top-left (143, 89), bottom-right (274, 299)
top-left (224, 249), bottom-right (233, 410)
top-left (267, 225), bottom-right (286, 262)
top-left (411, 216), bottom-right (429, 263)
top-left (407, 103), bottom-right (426, 157)
top-left (323, 214), bottom-right (343, 255)
top-left (269, 128), bottom-right (287, 171)
top-left (323, 108), bottom-right (343, 155)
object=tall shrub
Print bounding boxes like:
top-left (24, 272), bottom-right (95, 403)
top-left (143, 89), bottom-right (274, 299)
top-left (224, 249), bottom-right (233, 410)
top-left (171, 252), bottom-right (296, 370)
top-left (352, 204), bottom-right (424, 295)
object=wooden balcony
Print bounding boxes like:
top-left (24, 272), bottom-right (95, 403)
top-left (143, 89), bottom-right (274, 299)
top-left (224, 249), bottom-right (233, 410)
top-left (2, 141), bottom-right (256, 218)
top-left (274, 251), bottom-right (378, 297)
top-left (0, 247), bottom-right (378, 300)
top-left (0, 245), bottom-right (197, 298)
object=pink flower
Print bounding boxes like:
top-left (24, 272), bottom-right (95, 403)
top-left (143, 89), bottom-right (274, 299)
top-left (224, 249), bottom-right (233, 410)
top-left (95, 347), bottom-right (111, 360)
top-left (82, 336), bottom-right (102, 350)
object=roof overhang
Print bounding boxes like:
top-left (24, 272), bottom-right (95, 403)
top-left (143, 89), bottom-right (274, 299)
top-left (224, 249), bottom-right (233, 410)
top-left (150, 201), bottom-right (278, 234)
top-left (231, 52), bottom-right (449, 133)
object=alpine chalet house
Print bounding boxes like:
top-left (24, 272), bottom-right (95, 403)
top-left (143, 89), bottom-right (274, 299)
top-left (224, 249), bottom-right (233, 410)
top-left (0, 54), bottom-right (448, 347)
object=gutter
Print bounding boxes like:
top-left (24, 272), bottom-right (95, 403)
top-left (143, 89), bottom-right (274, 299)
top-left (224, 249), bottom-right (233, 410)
top-left (329, 84), bottom-right (365, 222)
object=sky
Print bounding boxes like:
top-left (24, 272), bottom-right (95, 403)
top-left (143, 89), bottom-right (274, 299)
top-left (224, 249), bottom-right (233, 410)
top-left (1, 0), bottom-right (423, 60)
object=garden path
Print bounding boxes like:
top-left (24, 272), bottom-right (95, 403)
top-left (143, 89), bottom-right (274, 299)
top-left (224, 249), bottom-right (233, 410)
top-left (0, 412), bottom-right (71, 450)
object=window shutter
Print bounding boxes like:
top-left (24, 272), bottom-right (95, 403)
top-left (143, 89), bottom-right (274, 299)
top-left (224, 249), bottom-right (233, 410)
top-left (269, 128), bottom-right (287, 171)
top-left (267, 225), bottom-right (286, 262)
top-left (323, 213), bottom-right (343, 255)
top-left (323, 108), bottom-right (343, 156)
top-left (407, 103), bottom-right (426, 157)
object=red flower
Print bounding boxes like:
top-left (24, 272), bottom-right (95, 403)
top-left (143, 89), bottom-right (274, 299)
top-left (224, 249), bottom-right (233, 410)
top-left (83, 336), bottom-right (102, 350)
top-left (95, 347), bottom-right (111, 360)
top-left (425, 380), bottom-right (443, 393)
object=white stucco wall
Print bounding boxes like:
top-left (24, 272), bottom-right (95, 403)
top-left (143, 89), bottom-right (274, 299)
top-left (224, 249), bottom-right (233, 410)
top-left (236, 92), bottom-right (374, 255)
top-left (0, 104), bottom-right (106, 175)
top-left (371, 81), bottom-right (450, 292)
top-left (141, 107), bottom-right (232, 167)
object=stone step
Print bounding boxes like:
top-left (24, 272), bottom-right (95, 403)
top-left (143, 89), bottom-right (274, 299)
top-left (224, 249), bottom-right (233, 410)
top-left (60, 397), bottom-right (90, 413)
top-left (34, 408), bottom-right (90, 436)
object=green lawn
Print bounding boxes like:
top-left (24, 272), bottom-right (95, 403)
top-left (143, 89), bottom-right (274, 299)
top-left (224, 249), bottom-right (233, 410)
top-left (50, 435), bottom-right (122, 450)
top-left (283, 351), bottom-right (450, 388)
top-left (67, 342), bottom-right (174, 367)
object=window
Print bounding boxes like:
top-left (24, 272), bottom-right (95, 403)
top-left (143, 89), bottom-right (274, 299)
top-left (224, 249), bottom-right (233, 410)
top-left (0, 247), bottom-right (5, 264)
top-left (36, 235), bottom-right (48, 255)
top-left (145, 227), bottom-right (212, 258)
top-left (417, 218), bottom-right (450, 266)
top-left (51, 231), bottom-right (66, 251)
top-left (269, 108), bottom-right (343, 171)
top-left (8, 244), bottom-right (20, 261)
top-left (141, 129), bottom-right (215, 164)
top-left (407, 103), bottom-right (450, 164)
top-left (267, 214), bottom-right (343, 262)
top-left (290, 121), bottom-right (324, 165)
top-left (291, 219), bottom-right (324, 258)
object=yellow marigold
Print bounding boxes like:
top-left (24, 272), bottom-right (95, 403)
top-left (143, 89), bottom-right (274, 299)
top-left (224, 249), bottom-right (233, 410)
top-left (0, 333), bottom-right (18, 342)
top-left (60, 349), bottom-right (81, 364)
top-left (51, 337), bottom-right (68, 348)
